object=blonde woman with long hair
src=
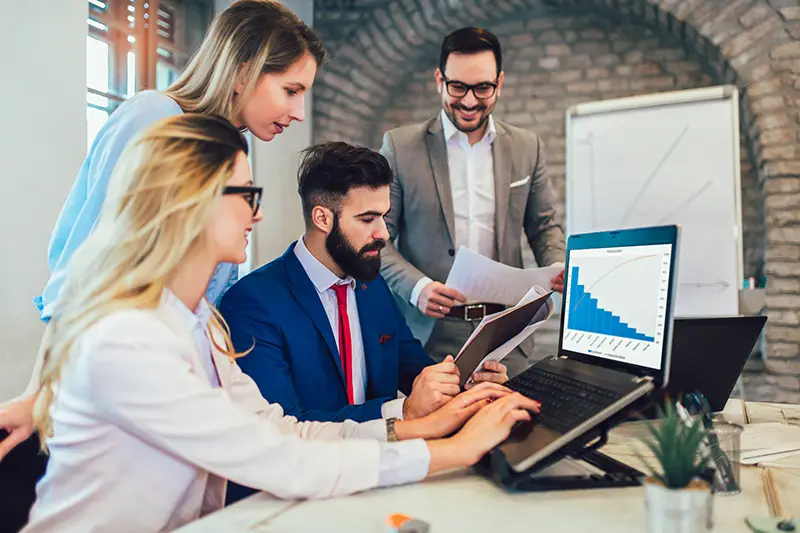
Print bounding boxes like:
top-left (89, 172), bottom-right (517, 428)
top-left (21, 114), bottom-right (539, 532)
top-left (1, 0), bottom-right (325, 461)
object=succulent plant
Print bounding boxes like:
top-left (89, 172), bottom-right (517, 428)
top-left (637, 400), bottom-right (710, 489)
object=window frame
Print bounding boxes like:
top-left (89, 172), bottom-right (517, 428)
top-left (87, 0), bottom-right (204, 116)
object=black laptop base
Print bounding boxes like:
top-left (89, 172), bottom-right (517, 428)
top-left (474, 401), bottom-right (648, 493)
top-left (475, 447), bottom-right (644, 493)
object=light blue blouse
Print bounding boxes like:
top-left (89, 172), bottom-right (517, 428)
top-left (34, 91), bottom-right (238, 322)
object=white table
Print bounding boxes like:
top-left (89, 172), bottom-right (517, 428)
top-left (177, 401), bottom-right (800, 532)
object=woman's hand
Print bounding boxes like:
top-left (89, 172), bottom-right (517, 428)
top-left (395, 383), bottom-right (512, 441)
top-left (0, 395), bottom-right (36, 460)
top-left (425, 392), bottom-right (541, 474)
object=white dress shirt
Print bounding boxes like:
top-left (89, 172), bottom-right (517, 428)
top-left (23, 290), bottom-right (430, 533)
top-left (294, 237), bottom-right (406, 419)
top-left (169, 292), bottom-right (220, 388)
top-left (410, 110), bottom-right (498, 306)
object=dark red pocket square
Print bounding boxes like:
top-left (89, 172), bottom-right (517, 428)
top-left (379, 334), bottom-right (394, 344)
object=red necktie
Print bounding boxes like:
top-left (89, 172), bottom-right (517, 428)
top-left (331, 283), bottom-right (354, 405)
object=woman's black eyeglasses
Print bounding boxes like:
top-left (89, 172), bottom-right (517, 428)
top-left (223, 186), bottom-right (263, 216)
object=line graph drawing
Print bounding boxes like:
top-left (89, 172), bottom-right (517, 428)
top-left (619, 125), bottom-right (690, 227)
top-left (655, 179), bottom-right (713, 224)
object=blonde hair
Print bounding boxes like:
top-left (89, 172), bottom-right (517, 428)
top-left (33, 114), bottom-right (250, 443)
top-left (165, 0), bottom-right (326, 121)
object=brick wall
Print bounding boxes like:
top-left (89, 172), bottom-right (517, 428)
top-left (313, 0), bottom-right (800, 402)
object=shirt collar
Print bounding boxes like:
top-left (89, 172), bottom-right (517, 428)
top-left (294, 236), bottom-right (356, 293)
top-left (163, 289), bottom-right (212, 332)
top-left (440, 109), bottom-right (496, 145)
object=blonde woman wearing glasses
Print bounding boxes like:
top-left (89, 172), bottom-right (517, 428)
top-left (21, 114), bottom-right (539, 533)
top-left (1, 0), bottom-right (325, 461)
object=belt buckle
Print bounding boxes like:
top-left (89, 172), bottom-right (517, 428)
top-left (464, 303), bottom-right (486, 321)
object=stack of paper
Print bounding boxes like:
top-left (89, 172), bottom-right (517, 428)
top-left (739, 422), bottom-right (800, 465)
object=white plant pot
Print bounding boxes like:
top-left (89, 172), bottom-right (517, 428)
top-left (645, 478), bottom-right (713, 533)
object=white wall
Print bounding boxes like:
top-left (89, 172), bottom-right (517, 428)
top-left (251, 0), bottom-right (314, 268)
top-left (0, 4), bottom-right (87, 400)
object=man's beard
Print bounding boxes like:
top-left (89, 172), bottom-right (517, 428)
top-left (325, 217), bottom-right (386, 282)
top-left (444, 99), bottom-right (495, 133)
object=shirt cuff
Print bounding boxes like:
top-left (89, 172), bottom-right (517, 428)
top-left (409, 276), bottom-right (433, 307)
top-left (381, 398), bottom-right (406, 420)
top-left (377, 439), bottom-right (431, 488)
top-left (357, 418), bottom-right (389, 441)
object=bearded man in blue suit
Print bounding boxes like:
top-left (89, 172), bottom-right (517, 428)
top-left (220, 143), bottom-right (509, 503)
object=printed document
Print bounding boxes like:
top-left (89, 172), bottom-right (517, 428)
top-left (445, 246), bottom-right (562, 306)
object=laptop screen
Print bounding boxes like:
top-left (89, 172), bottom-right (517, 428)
top-left (561, 242), bottom-right (674, 371)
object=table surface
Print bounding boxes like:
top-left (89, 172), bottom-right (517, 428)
top-left (177, 400), bottom-right (800, 533)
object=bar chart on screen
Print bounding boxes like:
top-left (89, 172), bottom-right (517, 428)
top-left (561, 244), bottom-right (672, 370)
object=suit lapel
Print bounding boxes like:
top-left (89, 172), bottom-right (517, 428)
top-left (283, 248), bottom-right (346, 386)
top-left (492, 123), bottom-right (513, 258)
top-left (355, 283), bottom-right (382, 399)
top-left (426, 116), bottom-right (456, 247)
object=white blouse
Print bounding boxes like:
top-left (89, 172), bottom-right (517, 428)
top-left (23, 292), bottom-right (430, 533)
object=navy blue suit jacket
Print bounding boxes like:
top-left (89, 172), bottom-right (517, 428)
top-left (218, 242), bottom-right (435, 424)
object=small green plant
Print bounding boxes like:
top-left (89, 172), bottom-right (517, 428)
top-left (637, 401), bottom-right (710, 489)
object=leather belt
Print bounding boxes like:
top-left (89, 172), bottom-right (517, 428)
top-left (446, 303), bottom-right (506, 322)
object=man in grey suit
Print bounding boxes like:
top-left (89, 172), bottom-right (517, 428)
top-left (379, 27), bottom-right (566, 379)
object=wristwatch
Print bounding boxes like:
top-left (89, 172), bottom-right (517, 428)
top-left (386, 417), bottom-right (399, 442)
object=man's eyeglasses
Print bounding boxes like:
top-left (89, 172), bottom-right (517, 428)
top-left (223, 186), bottom-right (263, 216)
top-left (441, 74), bottom-right (498, 99)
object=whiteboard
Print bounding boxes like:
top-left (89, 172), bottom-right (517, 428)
top-left (565, 85), bottom-right (742, 318)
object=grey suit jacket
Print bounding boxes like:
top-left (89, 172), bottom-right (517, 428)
top-left (379, 114), bottom-right (566, 344)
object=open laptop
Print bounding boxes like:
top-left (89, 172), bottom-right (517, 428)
top-left (497, 225), bottom-right (680, 474)
top-left (641, 315), bottom-right (767, 415)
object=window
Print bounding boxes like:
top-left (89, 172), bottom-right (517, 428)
top-left (84, 1), bottom-right (257, 276)
top-left (86, 0), bottom-right (212, 150)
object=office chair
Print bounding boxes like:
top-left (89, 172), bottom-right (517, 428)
top-left (0, 433), bottom-right (48, 533)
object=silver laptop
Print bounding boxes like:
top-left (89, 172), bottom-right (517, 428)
top-left (499, 225), bottom-right (680, 473)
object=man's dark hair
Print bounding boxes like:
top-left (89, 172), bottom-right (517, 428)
top-left (439, 27), bottom-right (502, 77)
top-left (297, 141), bottom-right (393, 223)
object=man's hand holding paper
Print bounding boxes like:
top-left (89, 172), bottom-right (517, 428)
top-left (417, 281), bottom-right (467, 318)
top-left (550, 264), bottom-right (565, 293)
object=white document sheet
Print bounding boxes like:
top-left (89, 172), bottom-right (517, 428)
top-left (445, 246), bottom-right (563, 307)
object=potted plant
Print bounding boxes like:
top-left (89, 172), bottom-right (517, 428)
top-left (637, 401), bottom-right (714, 533)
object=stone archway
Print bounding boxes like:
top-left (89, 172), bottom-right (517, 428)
top-left (312, 0), bottom-right (800, 401)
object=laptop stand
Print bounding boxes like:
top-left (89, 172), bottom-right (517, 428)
top-left (475, 402), bottom-right (650, 492)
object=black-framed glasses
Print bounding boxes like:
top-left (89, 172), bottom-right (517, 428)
top-left (223, 186), bottom-right (263, 216)
top-left (442, 74), bottom-right (498, 99)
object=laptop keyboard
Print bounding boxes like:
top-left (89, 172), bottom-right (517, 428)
top-left (507, 366), bottom-right (624, 434)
